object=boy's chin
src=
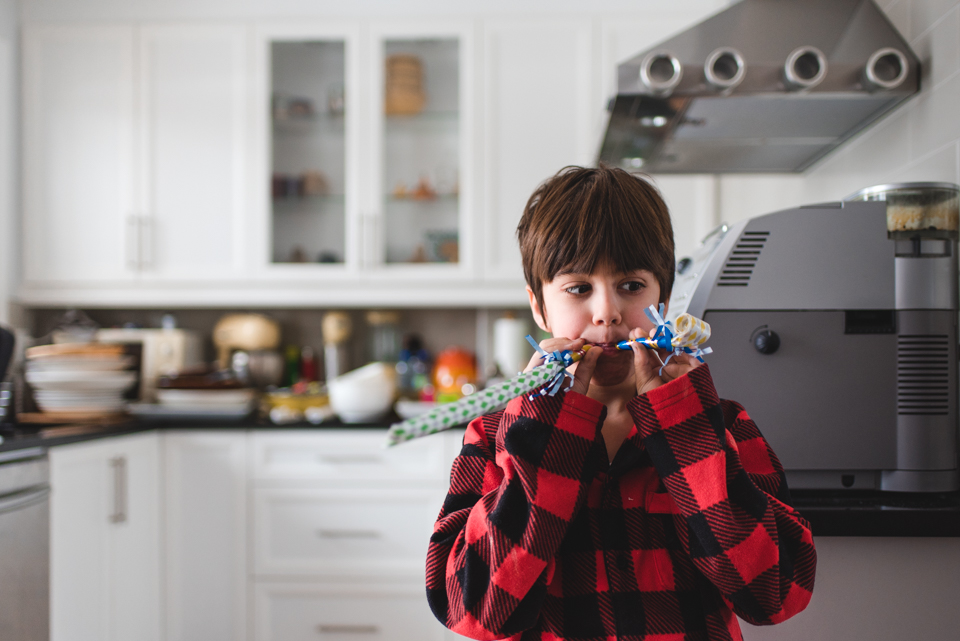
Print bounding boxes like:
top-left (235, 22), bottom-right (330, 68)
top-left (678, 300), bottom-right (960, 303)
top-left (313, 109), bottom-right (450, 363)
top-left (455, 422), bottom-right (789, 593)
top-left (590, 351), bottom-right (633, 387)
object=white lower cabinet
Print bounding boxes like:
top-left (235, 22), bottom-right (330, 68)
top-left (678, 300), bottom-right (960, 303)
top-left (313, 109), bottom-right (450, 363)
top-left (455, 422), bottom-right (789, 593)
top-left (251, 429), bottom-right (462, 641)
top-left (49, 431), bottom-right (161, 641)
top-left (254, 582), bottom-right (447, 641)
top-left (163, 431), bottom-right (248, 641)
top-left (50, 428), bottom-right (463, 641)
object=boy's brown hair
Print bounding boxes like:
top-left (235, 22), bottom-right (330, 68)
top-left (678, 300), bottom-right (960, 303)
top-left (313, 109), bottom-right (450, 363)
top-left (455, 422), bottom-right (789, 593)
top-left (517, 164), bottom-right (675, 320)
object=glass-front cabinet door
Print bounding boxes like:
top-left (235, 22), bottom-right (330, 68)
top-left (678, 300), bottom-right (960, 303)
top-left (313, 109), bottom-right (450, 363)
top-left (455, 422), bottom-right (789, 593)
top-left (256, 23), bottom-right (469, 280)
top-left (367, 23), bottom-right (472, 275)
top-left (256, 24), bottom-right (360, 273)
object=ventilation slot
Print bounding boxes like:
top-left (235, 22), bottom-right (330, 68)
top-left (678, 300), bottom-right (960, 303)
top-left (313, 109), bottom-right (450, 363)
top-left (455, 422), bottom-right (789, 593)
top-left (717, 231), bottom-right (770, 287)
top-left (897, 335), bottom-right (951, 415)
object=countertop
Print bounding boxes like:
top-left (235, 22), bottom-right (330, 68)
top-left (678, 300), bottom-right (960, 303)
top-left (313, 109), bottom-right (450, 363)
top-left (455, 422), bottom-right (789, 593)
top-left (3, 418), bottom-right (960, 537)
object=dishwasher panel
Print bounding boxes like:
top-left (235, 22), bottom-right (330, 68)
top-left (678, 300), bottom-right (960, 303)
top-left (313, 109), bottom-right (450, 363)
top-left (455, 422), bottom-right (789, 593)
top-left (0, 448), bottom-right (50, 641)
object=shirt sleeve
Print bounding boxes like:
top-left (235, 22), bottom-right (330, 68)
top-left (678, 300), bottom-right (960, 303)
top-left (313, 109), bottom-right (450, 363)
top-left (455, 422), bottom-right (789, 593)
top-left (628, 364), bottom-right (817, 626)
top-left (425, 389), bottom-right (607, 640)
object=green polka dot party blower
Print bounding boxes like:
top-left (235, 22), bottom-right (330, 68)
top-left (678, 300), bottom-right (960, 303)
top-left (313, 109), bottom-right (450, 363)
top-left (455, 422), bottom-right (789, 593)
top-left (385, 337), bottom-right (583, 446)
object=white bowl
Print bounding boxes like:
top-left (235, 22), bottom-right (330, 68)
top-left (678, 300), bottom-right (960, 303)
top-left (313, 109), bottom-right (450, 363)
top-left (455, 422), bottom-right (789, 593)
top-left (328, 362), bottom-right (397, 424)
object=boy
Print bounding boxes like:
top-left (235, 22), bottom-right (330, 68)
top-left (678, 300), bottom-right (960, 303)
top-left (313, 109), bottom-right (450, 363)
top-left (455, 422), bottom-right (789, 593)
top-left (426, 165), bottom-right (816, 641)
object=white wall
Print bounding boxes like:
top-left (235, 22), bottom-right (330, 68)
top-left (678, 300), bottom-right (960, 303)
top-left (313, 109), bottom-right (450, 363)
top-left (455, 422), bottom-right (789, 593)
top-left (803, 0), bottom-right (960, 201)
top-left (0, 0), bottom-right (16, 326)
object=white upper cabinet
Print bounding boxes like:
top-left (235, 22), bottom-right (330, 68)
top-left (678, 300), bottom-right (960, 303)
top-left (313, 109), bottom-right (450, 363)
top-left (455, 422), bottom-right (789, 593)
top-left (22, 24), bottom-right (249, 288)
top-left (19, 15), bottom-right (612, 307)
top-left (23, 26), bottom-right (135, 284)
top-left (254, 21), bottom-right (475, 286)
top-left (137, 25), bottom-right (249, 281)
top-left (481, 20), bottom-right (595, 282)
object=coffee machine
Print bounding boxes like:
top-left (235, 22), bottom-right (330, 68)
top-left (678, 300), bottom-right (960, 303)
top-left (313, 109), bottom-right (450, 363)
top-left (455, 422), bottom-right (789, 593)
top-left (670, 183), bottom-right (959, 492)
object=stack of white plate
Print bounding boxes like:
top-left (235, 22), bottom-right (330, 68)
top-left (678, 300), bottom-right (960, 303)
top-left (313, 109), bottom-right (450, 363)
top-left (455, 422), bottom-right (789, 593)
top-left (133, 388), bottom-right (257, 419)
top-left (25, 345), bottom-right (136, 414)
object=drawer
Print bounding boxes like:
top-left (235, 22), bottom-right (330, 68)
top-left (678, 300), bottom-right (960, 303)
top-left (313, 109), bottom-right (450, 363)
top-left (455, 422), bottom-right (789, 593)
top-left (254, 582), bottom-right (448, 641)
top-left (253, 487), bottom-right (443, 577)
top-left (251, 430), bottom-right (457, 483)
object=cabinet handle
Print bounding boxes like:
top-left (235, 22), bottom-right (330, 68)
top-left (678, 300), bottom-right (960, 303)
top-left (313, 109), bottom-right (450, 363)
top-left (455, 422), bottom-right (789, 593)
top-left (317, 454), bottom-right (382, 465)
top-left (316, 624), bottom-right (379, 634)
top-left (109, 456), bottom-right (127, 524)
top-left (316, 529), bottom-right (381, 539)
top-left (140, 216), bottom-right (155, 271)
top-left (126, 216), bottom-right (140, 270)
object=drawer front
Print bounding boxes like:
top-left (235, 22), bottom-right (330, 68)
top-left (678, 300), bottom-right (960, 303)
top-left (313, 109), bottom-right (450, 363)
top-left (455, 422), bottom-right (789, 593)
top-left (253, 488), bottom-right (443, 577)
top-left (254, 582), bottom-right (447, 641)
top-left (251, 430), bottom-right (453, 483)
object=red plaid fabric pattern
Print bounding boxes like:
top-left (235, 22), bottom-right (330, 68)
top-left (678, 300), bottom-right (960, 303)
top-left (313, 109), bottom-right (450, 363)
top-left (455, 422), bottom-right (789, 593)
top-left (426, 365), bottom-right (816, 641)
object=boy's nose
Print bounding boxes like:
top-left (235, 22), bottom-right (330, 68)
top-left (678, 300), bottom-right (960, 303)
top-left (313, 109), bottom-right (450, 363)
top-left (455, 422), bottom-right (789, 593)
top-left (592, 290), bottom-right (621, 326)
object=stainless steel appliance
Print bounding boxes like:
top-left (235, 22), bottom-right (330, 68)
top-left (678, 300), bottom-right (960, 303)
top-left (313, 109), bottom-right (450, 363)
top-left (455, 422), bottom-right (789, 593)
top-left (598, 0), bottom-right (920, 173)
top-left (671, 186), bottom-right (960, 492)
top-left (0, 447), bottom-right (50, 640)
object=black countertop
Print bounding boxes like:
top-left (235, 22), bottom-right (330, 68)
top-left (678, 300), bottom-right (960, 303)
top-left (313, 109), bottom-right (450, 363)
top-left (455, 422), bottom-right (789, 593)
top-left (3, 419), bottom-right (960, 537)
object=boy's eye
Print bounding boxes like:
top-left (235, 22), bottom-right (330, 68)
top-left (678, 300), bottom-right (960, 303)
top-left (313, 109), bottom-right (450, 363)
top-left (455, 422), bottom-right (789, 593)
top-left (620, 281), bottom-right (645, 292)
top-left (564, 284), bottom-right (591, 295)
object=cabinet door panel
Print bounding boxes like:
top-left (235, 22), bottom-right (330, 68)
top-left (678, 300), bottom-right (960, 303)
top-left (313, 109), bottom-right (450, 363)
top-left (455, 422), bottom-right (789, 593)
top-left (255, 582), bottom-right (447, 641)
top-left (111, 433), bottom-right (162, 641)
top-left (164, 432), bottom-right (248, 641)
top-left (139, 25), bottom-right (248, 279)
top-left (50, 442), bottom-right (112, 641)
top-left (253, 488), bottom-right (441, 577)
top-left (482, 21), bottom-right (594, 281)
top-left (22, 26), bottom-right (134, 283)
top-left (251, 430), bottom-right (448, 483)
top-left (50, 433), bottom-right (161, 641)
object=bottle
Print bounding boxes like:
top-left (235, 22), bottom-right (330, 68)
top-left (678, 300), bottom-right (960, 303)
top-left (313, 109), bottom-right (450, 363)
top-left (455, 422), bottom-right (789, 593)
top-left (300, 346), bottom-right (317, 382)
top-left (396, 334), bottom-right (430, 400)
top-left (366, 311), bottom-right (401, 363)
top-left (282, 345), bottom-right (300, 387)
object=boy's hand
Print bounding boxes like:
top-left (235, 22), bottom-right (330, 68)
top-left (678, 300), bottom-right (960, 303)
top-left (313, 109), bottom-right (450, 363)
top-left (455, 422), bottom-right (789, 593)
top-left (522, 337), bottom-right (601, 396)
top-left (629, 326), bottom-right (701, 396)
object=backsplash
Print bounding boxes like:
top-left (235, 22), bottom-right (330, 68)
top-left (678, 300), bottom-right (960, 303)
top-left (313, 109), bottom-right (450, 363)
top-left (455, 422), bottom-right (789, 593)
top-left (23, 306), bottom-right (537, 382)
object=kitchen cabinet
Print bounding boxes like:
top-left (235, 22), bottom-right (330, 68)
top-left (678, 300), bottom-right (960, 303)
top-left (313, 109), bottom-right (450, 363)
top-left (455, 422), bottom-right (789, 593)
top-left (49, 432), bottom-right (161, 641)
top-left (163, 431), bottom-right (247, 641)
top-left (249, 429), bottom-right (462, 641)
top-left (253, 21), bottom-right (476, 284)
top-left (481, 20), bottom-right (596, 282)
top-left (22, 24), bottom-right (249, 288)
top-left (22, 25), bottom-right (135, 284)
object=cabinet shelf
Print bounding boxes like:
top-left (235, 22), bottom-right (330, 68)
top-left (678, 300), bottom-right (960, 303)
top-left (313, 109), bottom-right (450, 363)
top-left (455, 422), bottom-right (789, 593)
top-left (272, 114), bottom-right (345, 135)
top-left (384, 110), bottom-right (458, 133)
top-left (272, 194), bottom-right (345, 213)
top-left (384, 193), bottom-right (458, 204)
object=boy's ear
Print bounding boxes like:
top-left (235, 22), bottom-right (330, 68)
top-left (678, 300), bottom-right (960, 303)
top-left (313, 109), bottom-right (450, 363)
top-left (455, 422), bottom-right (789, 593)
top-left (526, 286), bottom-right (549, 332)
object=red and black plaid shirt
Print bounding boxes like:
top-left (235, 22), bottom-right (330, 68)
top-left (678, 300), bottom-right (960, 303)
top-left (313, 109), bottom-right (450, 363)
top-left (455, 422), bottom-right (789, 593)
top-left (426, 365), bottom-right (816, 641)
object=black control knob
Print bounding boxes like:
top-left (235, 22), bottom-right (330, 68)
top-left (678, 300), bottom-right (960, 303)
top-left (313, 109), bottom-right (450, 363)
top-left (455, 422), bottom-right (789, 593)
top-left (676, 257), bottom-right (693, 275)
top-left (753, 329), bottom-right (780, 355)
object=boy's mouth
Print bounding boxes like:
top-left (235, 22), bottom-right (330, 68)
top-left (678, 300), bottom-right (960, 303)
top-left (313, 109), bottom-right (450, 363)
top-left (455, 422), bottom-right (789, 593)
top-left (587, 342), bottom-right (623, 356)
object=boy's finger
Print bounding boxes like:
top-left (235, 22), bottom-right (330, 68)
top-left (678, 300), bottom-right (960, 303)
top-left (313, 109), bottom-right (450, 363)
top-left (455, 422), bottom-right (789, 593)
top-left (632, 342), bottom-right (663, 395)
top-left (571, 345), bottom-right (601, 395)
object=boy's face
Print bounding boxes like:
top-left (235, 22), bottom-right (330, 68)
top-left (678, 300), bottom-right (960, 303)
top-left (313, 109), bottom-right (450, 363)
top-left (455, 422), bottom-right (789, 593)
top-left (527, 262), bottom-right (663, 387)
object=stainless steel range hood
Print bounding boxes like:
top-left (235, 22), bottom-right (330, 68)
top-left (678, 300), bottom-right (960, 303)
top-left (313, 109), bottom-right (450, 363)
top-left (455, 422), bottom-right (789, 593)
top-left (598, 0), bottom-right (920, 173)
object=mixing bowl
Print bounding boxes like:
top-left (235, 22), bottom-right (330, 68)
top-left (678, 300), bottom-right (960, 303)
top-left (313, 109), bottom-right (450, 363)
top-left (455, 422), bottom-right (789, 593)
top-left (328, 362), bottom-right (397, 423)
